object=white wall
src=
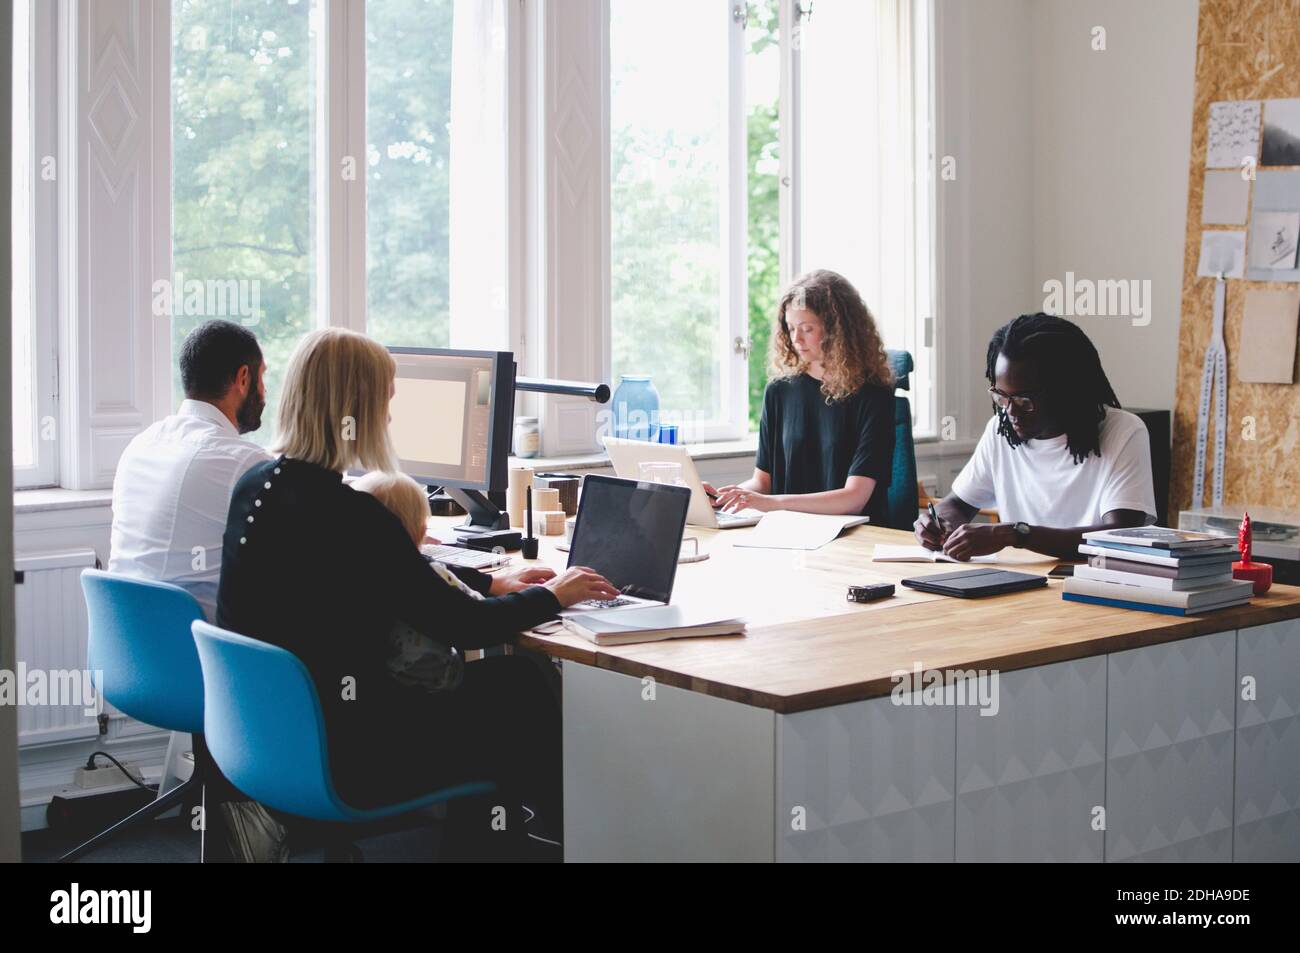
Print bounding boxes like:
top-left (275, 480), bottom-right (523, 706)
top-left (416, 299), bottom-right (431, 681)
top-left (935, 0), bottom-right (1037, 441)
top-left (936, 0), bottom-right (1198, 437)
top-left (1030, 0), bottom-right (1198, 412)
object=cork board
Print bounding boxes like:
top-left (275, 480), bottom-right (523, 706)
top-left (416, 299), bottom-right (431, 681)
top-left (1172, 0), bottom-right (1300, 515)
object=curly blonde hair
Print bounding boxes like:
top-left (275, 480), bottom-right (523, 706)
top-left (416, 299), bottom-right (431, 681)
top-left (769, 269), bottom-right (893, 401)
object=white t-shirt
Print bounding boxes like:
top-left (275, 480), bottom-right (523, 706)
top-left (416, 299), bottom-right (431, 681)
top-left (951, 407), bottom-right (1156, 528)
top-left (109, 400), bottom-right (273, 620)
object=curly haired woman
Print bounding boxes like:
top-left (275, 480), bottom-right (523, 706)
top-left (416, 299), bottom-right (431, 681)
top-left (709, 269), bottom-right (896, 522)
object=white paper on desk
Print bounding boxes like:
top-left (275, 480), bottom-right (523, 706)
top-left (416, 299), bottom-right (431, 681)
top-left (733, 510), bottom-right (869, 551)
top-left (872, 544), bottom-right (997, 564)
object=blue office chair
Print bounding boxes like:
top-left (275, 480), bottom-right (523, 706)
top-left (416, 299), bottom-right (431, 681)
top-left (883, 349), bottom-right (920, 531)
top-left (190, 621), bottom-right (493, 859)
top-left (61, 569), bottom-right (208, 862)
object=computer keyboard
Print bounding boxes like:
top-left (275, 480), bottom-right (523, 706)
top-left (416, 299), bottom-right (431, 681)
top-left (717, 511), bottom-right (750, 524)
top-left (421, 544), bottom-right (512, 571)
top-left (575, 597), bottom-right (636, 610)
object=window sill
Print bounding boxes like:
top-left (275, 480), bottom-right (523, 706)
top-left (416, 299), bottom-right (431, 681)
top-left (14, 487), bottom-right (114, 514)
top-left (512, 434), bottom-right (759, 472)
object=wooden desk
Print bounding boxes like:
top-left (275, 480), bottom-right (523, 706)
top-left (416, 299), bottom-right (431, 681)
top-left (434, 516), bottom-right (1300, 863)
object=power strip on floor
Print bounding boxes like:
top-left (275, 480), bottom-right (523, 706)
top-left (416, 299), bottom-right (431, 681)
top-left (74, 762), bottom-right (144, 790)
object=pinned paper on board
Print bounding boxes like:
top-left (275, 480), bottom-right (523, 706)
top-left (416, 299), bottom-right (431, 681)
top-left (1206, 100), bottom-right (1261, 169)
top-left (1196, 230), bottom-right (1246, 278)
top-left (1249, 211), bottom-right (1300, 270)
top-left (1246, 170), bottom-right (1300, 282)
top-left (1238, 288), bottom-right (1300, 384)
top-left (1261, 99), bottom-right (1300, 167)
top-left (1202, 170), bottom-right (1251, 226)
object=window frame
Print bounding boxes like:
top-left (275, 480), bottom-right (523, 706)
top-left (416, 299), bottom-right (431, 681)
top-left (26, 0), bottom-right (941, 493)
top-left (603, 0), bottom-right (750, 444)
top-left (779, 0), bottom-right (938, 440)
top-left (12, 0), bottom-right (59, 489)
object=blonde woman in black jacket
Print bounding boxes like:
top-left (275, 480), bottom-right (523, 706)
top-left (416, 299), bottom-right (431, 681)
top-left (217, 327), bottom-right (616, 859)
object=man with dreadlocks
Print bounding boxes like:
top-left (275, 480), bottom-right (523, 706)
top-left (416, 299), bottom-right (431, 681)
top-left (915, 313), bottom-right (1156, 561)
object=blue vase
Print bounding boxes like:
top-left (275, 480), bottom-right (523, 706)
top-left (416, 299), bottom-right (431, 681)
top-left (612, 375), bottom-right (660, 441)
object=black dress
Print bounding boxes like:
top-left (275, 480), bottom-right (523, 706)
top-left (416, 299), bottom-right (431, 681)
top-left (755, 373), bottom-right (896, 525)
top-left (216, 456), bottom-right (562, 848)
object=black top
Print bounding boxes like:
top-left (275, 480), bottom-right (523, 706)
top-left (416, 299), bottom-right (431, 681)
top-left (754, 373), bottom-right (896, 525)
top-left (216, 457), bottom-right (560, 802)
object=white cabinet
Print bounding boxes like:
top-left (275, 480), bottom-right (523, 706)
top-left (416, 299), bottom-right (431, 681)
top-left (1234, 619), bottom-right (1300, 862)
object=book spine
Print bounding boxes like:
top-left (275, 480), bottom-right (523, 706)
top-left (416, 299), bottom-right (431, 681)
top-left (1079, 543), bottom-right (1237, 567)
top-left (1062, 592), bottom-right (1189, 616)
top-left (1074, 565), bottom-right (1178, 590)
top-left (1064, 576), bottom-right (1189, 607)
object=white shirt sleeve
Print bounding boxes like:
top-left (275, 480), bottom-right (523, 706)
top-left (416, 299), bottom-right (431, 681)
top-left (1098, 418), bottom-right (1157, 522)
top-left (950, 416), bottom-right (999, 510)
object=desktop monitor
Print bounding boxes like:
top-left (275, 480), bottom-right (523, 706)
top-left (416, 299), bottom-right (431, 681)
top-left (387, 347), bottom-right (515, 531)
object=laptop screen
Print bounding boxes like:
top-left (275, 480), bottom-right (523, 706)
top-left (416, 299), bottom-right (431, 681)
top-left (567, 476), bottom-right (691, 603)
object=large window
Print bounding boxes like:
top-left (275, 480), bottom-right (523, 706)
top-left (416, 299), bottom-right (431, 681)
top-left (171, 0), bottom-right (320, 443)
top-left (11, 0), bottom-right (56, 488)
top-left (366, 0), bottom-right (508, 351)
top-left (609, 0), bottom-right (934, 441)
top-left (609, 0), bottom-right (745, 441)
top-left (796, 0), bottom-right (934, 434)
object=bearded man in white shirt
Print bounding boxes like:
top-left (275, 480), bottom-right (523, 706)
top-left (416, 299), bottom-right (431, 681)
top-left (109, 319), bottom-right (272, 620)
top-left (106, 320), bottom-right (288, 861)
top-left (915, 313), bottom-right (1156, 561)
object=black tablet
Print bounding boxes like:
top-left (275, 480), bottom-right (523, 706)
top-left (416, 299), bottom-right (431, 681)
top-left (901, 568), bottom-right (1048, 598)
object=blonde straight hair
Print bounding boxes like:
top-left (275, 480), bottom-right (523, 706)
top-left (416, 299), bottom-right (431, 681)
top-left (274, 327), bottom-right (398, 473)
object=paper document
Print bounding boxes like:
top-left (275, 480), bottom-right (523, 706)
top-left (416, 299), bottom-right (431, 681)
top-left (733, 511), bottom-right (869, 551)
top-left (1238, 288), bottom-right (1300, 383)
top-left (872, 544), bottom-right (997, 564)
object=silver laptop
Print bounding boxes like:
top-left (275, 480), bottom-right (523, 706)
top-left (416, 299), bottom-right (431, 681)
top-left (560, 475), bottom-right (692, 616)
top-left (602, 436), bottom-right (763, 529)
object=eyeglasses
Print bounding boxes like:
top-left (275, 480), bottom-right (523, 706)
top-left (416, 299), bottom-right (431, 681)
top-left (988, 387), bottom-right (1040, 413)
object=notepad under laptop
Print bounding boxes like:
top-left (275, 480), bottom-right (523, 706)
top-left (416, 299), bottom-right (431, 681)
top-left (560, 604), bottom-right (747, 646)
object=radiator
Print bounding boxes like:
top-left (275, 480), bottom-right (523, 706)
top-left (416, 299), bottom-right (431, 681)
top-left (12, 550), bottom-right (101, 746)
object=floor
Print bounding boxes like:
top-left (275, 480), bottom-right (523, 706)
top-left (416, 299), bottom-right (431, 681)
top-left (23, 810), bottom-right (451, 863)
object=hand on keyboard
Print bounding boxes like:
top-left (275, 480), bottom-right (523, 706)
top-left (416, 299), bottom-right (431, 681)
top-left (543, 566), bottom-right (621, 608)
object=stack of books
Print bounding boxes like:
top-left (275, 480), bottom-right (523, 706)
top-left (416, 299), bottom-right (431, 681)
top-left (1062, 527), bottom-right (1252, 616)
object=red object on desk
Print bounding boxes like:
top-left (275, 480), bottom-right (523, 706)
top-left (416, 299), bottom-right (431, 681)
top-left (1234, 511), bottom-right (1273, 596)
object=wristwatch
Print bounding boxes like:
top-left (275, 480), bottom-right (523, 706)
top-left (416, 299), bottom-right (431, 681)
top-left (1011, 521), bottom-right (1031, 547)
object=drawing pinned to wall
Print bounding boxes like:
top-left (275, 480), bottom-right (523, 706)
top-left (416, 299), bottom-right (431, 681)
top-left (1206, 100), bottom-right (1261, 169)
top-left (1196, 230), bottom-right (1246, 278)
top-left (1246, 170), bottom-right (1300, 283)
top-left (1260, 99), bottom-right (1300, 167)
top-left (1249, 211), bottom-right (1300, 270)
top-left (1202, 170), bottom-right (1251, 225)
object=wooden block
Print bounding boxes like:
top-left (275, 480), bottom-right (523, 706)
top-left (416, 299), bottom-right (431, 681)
top-left (532, 488), bottom-right (561, 513)
top-left (535, 510), bottom-right (567, 536)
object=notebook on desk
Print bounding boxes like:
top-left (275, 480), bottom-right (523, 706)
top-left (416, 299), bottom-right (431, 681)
top-left (901, 568), bottom-right (1048, 598)
top-left (872, 544), bottom-right (997, 564)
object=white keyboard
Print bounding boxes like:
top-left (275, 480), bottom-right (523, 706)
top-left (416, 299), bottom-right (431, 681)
top-left (421, 544), bottom-right (513, 571)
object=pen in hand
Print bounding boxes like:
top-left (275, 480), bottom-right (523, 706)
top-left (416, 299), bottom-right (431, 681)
top-left (927, 502), bottom-right (948, 541)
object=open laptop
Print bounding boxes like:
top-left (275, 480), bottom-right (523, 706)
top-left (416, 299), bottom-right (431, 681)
top-left (602, 436), bottom-right (763, 529)
top-left (561, 474), bottom-right (692, 616)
